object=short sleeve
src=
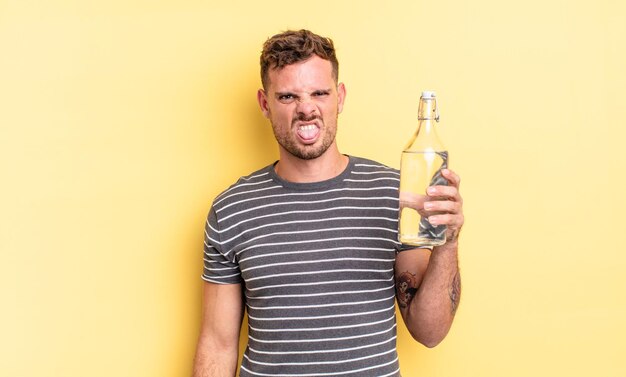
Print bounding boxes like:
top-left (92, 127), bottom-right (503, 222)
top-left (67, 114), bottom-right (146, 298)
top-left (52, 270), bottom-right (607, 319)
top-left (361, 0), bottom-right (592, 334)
top-left (395, 242), bottom-right (433, 253)
top-left (201, 206), bottom-right (242, 284)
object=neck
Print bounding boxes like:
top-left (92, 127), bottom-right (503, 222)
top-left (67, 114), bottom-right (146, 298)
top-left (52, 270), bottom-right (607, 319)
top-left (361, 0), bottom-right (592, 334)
top-left (275, 145), bottom-right (348, 183)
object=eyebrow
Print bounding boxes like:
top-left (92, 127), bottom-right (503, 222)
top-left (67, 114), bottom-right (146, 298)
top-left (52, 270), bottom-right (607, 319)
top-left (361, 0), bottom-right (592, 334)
top-left (274, 88), bottom-right (333, 97)
top-left (274, 91), bottom-right (296, 98)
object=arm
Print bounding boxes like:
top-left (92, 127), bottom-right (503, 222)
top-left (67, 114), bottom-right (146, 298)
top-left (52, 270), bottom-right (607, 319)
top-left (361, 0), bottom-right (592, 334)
top-left (192, 282), bottom-right (244, 377)
top-left (395, 168), bottom-right (463, 348)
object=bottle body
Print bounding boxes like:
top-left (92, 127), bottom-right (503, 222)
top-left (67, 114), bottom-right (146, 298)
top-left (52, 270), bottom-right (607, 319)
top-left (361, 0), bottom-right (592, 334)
top-left (399, 150), bottom-right (448, 246)
top-left (398, 91), bottom-right (448, 246)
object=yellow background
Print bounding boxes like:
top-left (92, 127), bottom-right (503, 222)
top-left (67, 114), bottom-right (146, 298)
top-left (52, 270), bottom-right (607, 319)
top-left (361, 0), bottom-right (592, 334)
top-left (2, 0), bottom-right (625, 376)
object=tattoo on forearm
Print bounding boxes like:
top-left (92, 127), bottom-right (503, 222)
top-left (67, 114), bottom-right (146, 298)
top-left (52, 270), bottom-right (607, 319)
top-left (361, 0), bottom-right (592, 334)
top-left (449, 271), bottom-right (461, 315)
top-left (448, 228), bottom-right (460, 243)
top-left (396, 271), bottom-right (418, 308)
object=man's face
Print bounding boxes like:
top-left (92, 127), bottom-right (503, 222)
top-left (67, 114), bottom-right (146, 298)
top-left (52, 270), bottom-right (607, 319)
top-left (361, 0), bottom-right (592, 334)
top-left (257, 55), bottom-right (346, 160)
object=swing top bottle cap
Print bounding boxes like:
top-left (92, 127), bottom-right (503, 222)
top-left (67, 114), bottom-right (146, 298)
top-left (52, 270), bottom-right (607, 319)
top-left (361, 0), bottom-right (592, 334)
top-left (421, 91), bottom-right (436, 99)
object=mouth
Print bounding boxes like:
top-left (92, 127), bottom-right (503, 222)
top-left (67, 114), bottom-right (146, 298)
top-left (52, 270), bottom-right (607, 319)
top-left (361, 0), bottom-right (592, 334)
top-left (295, 122), bottom-right (320, 143)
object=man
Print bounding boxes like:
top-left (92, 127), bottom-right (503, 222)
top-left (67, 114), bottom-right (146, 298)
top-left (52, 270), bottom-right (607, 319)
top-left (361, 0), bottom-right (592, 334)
top-left (193, 29), bottom-right (463, 377)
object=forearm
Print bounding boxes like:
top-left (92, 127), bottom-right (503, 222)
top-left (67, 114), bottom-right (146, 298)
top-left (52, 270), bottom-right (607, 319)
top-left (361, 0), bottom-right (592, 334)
top-left (192, 336), bottom-right (239, 377)
top-left (402, 241), bottom-right (461, 347)
top-left (193, 283), bottom-right (244, 377)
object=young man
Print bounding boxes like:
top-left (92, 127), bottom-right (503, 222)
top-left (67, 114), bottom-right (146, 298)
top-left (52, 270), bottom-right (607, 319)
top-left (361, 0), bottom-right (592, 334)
top-left (193, 29), bottom-right (464, 377)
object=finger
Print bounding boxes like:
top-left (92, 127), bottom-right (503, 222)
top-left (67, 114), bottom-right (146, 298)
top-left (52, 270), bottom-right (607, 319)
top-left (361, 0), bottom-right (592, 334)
top-left (423, 200), bottom-right (461, 214)
top-left (427, 185), bottom-right (463, 202)
top-left (399, 191), bottom-right (424, 203)
top-left (441, 169), bottom-right (461, 188)
top-left (428, 213), bottom-right (464, 228)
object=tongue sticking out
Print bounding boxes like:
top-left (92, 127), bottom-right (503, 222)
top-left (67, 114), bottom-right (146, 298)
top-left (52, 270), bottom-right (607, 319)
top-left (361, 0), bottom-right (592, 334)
top-left (297, 125), bottom-right (319, 142)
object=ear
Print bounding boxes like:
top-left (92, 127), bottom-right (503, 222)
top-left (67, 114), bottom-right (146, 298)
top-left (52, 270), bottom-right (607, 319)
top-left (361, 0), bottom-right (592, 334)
top-left (337, 82), bottom-right (346, 114)
top-left (257, 89), bottom-right (270, 119)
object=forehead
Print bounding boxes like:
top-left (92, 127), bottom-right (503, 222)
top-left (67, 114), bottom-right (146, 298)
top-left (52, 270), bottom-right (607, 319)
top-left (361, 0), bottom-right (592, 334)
top-left (267, 56), bottom-right (335, 92)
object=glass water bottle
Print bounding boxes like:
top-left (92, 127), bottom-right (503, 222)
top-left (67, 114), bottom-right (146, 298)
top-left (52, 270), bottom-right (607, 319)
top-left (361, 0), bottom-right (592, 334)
top-left (398, 91), bottom-right (448, 246)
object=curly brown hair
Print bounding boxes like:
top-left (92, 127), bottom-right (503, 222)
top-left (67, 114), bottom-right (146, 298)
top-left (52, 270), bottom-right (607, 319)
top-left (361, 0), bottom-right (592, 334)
top-left (260, 29), bottom-right (339, 89)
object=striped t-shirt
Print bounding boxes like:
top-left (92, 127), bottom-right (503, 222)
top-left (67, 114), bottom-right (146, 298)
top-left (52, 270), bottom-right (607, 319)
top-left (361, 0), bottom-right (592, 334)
top-left (202, 156), bottom-right (408, 377)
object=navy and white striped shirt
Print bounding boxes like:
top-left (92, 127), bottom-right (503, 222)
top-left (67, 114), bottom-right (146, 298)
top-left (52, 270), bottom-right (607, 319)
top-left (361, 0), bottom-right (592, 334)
top-left (203, 156), bottom-right (407, 377)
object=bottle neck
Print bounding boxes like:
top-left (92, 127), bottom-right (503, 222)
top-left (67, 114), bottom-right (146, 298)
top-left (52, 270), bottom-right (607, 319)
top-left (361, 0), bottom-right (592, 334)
top-left (404, 96), bottom-right (445, 152)
top-left (417, 97), bottom-right (439, 136)
top-left (418, 97), bottom-right (438, 122)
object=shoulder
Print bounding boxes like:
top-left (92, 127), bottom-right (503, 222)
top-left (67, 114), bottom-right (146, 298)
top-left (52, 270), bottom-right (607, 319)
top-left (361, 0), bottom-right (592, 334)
top-left (343, 156), bottom-right (400, 190)
top-left (349, 156), bottom-right (400, 175)
top-left (211, 163), bottom-right (279, 212)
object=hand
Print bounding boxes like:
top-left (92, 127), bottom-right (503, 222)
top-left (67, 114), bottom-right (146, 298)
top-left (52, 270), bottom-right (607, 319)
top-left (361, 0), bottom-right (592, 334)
top-left (423, 169), bottom-right (464, 243)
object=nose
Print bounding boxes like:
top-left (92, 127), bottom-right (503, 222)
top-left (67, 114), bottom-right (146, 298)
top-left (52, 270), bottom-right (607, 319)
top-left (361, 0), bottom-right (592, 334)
top-left (296, 96), bottom-right (317, 118)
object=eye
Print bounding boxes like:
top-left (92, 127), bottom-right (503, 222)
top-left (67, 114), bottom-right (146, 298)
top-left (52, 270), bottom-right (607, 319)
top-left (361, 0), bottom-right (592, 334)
top-left (277, 94), bottom-right (296, 103)
top-left (312, 90), bottom-right (330, 97)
